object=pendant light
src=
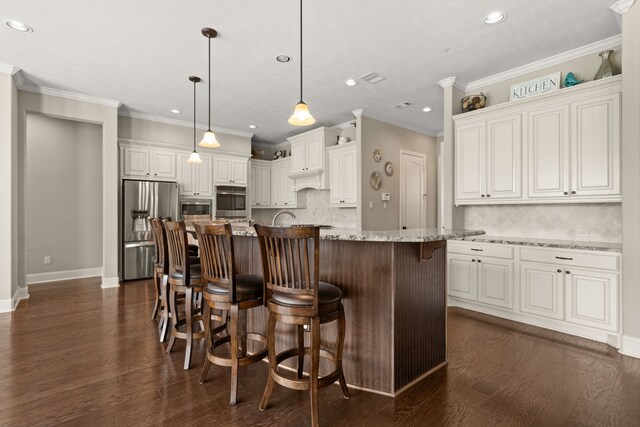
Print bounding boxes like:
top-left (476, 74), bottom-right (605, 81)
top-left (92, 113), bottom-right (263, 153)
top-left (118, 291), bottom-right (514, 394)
top-left (199, 27), bottom-right (221, 148)
top-left (187, 76), bottom-right (203, 164)
top-left (288, 0), bottom-right (315, 126)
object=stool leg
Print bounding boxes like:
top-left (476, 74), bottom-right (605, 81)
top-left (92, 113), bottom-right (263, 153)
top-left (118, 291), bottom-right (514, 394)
top-left (184, 286), bottom-right (194, 370)
top-left (297, 325), bottom-right (305, 379)
top-left (259, 311), bottom-right (277, 411)
top-left (166, 286), bottom-right (178, 353)
top-left (310, 316), bottom-right (320, 427)
top-left (198, 302), bottom-right (213, 384)
top-left (337, 304), bottom-right (350, 399)
top-left (159, 274), bottom-right (170, 343)
top-left (229, 304), bottom-right (239, 405)
top-left (151, 269), bottom-right (160, 320)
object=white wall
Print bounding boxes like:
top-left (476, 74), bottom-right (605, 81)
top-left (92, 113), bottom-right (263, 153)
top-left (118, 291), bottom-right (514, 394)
top-left (25, 114), bottom-right (103, 278)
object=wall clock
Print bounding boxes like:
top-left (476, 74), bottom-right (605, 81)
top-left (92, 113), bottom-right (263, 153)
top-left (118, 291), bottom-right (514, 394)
top-left (369, 171), bottom-right (382, 190)
top-left (384, 161), bottom-right (393, 176)
top-left (373, 149), bottom-right (382, 162)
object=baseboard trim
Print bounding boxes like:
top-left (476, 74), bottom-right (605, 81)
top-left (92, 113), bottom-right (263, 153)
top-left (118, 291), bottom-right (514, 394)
top-left (101, 276), bottom-right (121, 289)
top-left (27, 267), bottom-right (103, 284)
top-left (0, 298), bottom-right (12, 313)
top-left (620, 335), bottom-right (640, 359)
top-left (0, 287), bottom-right (30, 313)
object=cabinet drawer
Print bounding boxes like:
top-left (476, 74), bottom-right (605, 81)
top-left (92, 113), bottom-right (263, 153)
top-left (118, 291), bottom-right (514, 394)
top-left (448, 241), bottom-right (514, 259)
top-left (520, 247), bottom-right (619, 271)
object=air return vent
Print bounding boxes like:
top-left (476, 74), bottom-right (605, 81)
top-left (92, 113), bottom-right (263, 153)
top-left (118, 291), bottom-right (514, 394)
top-left (359, 72), bottom-right (386, 84)
top-left (393, 101), bottom-right (413, 109)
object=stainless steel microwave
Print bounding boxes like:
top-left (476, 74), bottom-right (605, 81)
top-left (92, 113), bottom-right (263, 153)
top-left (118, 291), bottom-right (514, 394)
top-left (215, 186), bottom-right (247, 219)
top-left (179, 198), bottom-right (212, 219)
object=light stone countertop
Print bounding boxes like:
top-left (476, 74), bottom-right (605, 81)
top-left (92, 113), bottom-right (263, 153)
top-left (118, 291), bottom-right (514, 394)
top-left (457, 235), bottom-right (622, 253)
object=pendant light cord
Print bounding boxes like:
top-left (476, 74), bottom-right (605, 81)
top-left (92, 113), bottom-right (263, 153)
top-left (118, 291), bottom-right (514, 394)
top-left (299, 0), bottom-right (303, 102)
top-left (193, 79), bottom-right (197, 150)
top-left (208, 35), bottom-right (212, 130)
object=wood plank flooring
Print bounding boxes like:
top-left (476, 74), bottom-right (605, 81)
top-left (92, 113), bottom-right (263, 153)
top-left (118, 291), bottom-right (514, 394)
top-left (1, 278), bottom-right (639, 426)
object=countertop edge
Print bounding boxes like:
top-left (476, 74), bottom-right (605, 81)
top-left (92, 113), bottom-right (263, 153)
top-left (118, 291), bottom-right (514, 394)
top-left (454, 236), bottom-right (622, 253)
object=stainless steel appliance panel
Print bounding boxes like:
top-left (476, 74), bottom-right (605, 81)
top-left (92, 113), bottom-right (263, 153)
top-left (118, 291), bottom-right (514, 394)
top-left (123, 241), bottom-right (155, 280)
top-left (180, 198), bottom-right (212, 219)
top-left (215, 185), bottom-right (247, 219)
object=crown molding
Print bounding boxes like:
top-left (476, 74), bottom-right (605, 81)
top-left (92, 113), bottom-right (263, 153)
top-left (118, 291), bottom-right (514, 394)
top-left (610, 0), bottom-right (635, 14)
top-left (0, 63), bottom-right (19, 75)
top-left (118, 110), bottom-right (254, 139)
top-left (334, 120), bottom-right (355, 130)
top-left (351, 109), bottom-right (363, 118)
top-left (437, 77), bottom-right (456, 89)
top-left (464, 35), bottom-right (622, 93)
top-left (16, 75), bottom-right (122, 108)
top-left (436, 131), bottom-right (445, 138)
top-left (359, 111), bottom-right (437, 138)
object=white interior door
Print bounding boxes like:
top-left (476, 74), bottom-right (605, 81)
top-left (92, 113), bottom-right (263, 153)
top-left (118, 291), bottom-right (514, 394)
top-left (400, 150), bottom-right (427, 230)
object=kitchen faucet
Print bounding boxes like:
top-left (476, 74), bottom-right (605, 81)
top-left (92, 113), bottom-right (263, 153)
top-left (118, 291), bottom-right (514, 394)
top-left (272, 210), bottom-right (296, 226)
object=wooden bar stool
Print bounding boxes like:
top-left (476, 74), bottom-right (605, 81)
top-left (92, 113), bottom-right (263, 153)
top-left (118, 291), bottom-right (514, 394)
top-left (254, 225), bottom-right (349, 427)
top-left (164, 220), bottom-right (204, 370)
top-left (150, 217), bottom-right (171, 342)
top-left (195, 222), bottom-right (267, 405)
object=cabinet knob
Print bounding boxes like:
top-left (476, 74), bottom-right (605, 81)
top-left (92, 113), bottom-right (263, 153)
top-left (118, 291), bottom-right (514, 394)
top-left (486, 194), bottom-right (491, 198)
top-left (571, 191), bottom-right (576, 195)
top-left (472, 259), bottom-right (476, 262)
top-left (477, 259), bottom-right (482, 263)
top-left (557, 269), bottom-right (562, 273)
top-left (154, 173), bottom-right (157, 176)
top-left (566, 271), bottom-right (571, 274)
top-left (564, 192), bottom-right (569, 195)
top-left (481, 194), bottom-right (485, 198)
top-left (147, 173), bottom-right (150, 175)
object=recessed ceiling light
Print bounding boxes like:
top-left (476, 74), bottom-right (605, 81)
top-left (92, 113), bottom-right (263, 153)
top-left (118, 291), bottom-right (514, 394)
top-left (484, 11), bottom-right (506, 25)
top-left (248, 125), bottom-right (257, 129)
top-left (276, 54), bottom-right (291, 63)
top-left (4, 19), bottom-right (33, 33)
top-left (170, 109), bottom-right (181, 114)
top-left (422, 107), bottom-right (432, 112)
top-left (344, 79), bottom-right (358, 87)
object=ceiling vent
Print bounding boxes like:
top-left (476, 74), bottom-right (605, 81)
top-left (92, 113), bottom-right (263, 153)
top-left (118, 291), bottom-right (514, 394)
top-left (359, 72), bottom-right (386, 84)
top-left (393, 101), bottom-right (413, 109)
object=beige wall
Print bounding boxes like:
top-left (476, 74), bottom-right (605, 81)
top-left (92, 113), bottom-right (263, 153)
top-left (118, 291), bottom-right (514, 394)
top-left (360, 116), bottom-right (437, 231)
top-left (25, 114), bottom-right (103, 276)
top-left (621, 3), bottom-right (640, 344)
top-left (118, 116), bottom-right (252, 155)
top-left (466, 46), bottom-right (622, 106)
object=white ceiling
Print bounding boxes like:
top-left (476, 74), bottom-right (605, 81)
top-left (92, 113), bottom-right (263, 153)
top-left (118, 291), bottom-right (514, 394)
top-left (0, 0), bottom-right (620, 143)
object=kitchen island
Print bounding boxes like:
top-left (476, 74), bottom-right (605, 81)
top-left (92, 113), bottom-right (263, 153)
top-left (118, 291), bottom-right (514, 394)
top-left (229, 227), bottom-right (484, 396)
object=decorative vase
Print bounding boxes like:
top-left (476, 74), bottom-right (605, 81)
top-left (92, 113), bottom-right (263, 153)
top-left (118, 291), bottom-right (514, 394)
top-left (594, 50), bottom-right (614, 80)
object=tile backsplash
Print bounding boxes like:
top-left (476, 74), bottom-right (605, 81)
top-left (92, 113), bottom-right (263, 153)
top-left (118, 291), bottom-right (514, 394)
top-left (251, 189), bottom-right (358, 229)
top-left (464, 203), bottom-right (622, 243)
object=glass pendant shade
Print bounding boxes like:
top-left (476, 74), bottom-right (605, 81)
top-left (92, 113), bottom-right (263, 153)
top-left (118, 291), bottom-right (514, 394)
top-left (187, 150), bottom-right (202, 164)
top-left (199, 129), bottom-right (220, 148)
top-left (288, 101), bottom-right (316, 126)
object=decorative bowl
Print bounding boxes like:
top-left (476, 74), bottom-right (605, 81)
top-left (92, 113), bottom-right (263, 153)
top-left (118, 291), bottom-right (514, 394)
top-left (461, 93), bottom-right (487, 112)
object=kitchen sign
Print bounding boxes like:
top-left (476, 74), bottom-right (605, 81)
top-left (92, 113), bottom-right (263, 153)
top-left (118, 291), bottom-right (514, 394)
top-left (510, 72), bottom-right (561, 101)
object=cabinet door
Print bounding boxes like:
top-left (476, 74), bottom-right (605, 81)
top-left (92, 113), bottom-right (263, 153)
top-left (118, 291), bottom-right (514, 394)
top-left (477, 258), bottom-right (513, 309)
top-left (177, 153), bottom-right (197, 195)
top-left (290, 141), bottom-right (306, 173)
top-left (328, 150), bottom-right (342, 205)
top-left (342, 147), bottom-right (357, 205)
top-left (455, 122), bottom-right (486, 201)
top-left (565, 268), bottom-right (618, 331)
top-left (276, 165), bottom-right (289, 206)
top-left (250, 165), bottom-right (258, 206)
top-left (571, 93), bottom-right (621, 197)
top-left (123, 147), bottom-right (150, 177)
top-left (305, 135), bottom-right (324, 171)
top-left (150, 150), bottom-right (176, 179)
top-left (214, 157), bottom-right (231, 184)
top-left (197, 155), bottom-right (213, 197)
top-left (486, 115), bottom-right (521, 199)
top-left (231, 159), bottom-right (248, 186)
top-left (270, 164), bottom-right (280, 207)
top-left (258, 166), bottom-right (271, 206)
top-left (520, 261), bottom-right (564, 320)
top-left (527, 105), bottom-right (570, 198)
top-left (448, 254), bottom-right (477, 301)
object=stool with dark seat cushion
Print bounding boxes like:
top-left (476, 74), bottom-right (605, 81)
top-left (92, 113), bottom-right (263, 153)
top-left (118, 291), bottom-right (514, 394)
top-left (254, 225), bottom-right (349, 427)
top-left (164, 220), bottom-right (204, 370)
top-left (150, 217), bottom-right (172, 342)
top-left (195, 222), bottom-right (267, 405)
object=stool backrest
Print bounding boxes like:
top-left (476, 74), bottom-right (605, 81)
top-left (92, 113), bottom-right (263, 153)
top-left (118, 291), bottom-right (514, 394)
top-left (254, 225), bottom-right (319, 312)
top-left (164, 220), bottom-right (193, 282)
top-left (195, 222), bottom-right (239, 303)
top-left (150, 217), bottom-right (170, 273)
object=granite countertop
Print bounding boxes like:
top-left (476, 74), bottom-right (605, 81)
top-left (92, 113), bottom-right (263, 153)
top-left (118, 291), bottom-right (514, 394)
top-left (230, 226), bottom-right (486, 243)
top-left (457, 235), bottom-right (622, 253)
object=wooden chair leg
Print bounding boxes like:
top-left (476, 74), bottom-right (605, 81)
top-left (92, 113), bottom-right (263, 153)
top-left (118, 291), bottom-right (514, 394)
top-left (184, 286), bottom-right (194, 370)
top-left (198, 302), bottom-right (213, 384)
top-left (229, 304), bottom-right (239, 405)
top-left (151, 270), bottom-right (160, 320)
top-left (159, 274), bottom-right (170, 343)
top-left (259, 311), bottom-right (277, 411)
top-left (166, 286), bottom-right (178, 353)
top-left (297, 324), bottom-right (305, 379)
top-left (337, 304), bottom-right (350, 399)
top-left (310, 316), bottom-right (320, 427)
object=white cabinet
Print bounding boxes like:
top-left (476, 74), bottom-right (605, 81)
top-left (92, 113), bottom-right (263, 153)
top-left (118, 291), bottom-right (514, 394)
top-left (271, 158), bottom-right (302, 208)
top-left (287, 127), bottom-right (342, 191)
top-left (520, 261), bottom-right (564, 320)
top-left (250, 160), bottom-right (271, 208)
top-left (327, 144), bottom-right (357, 207)
top-left (455, 123), bottom-right (485, 201)
top-left (448, 252), bottom-right (513, 309)
top-left (214, 156), bottom-right (248, 186)
top-left (177, 153), bottom-right (213, 197)
top-left (448, 254), bottom-right (477, 301)
top-left (121, 147), bottom-right (177, 180)
top-left (565, 268), bottom-right (618, 331)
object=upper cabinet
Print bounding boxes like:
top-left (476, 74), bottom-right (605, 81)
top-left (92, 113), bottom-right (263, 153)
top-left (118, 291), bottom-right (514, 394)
top-left (249, 158), bottom-right (305, 209)
top-left (250, 160), bottom-right (271, 207)
top-left (177, 153), bottom-right (213, 197)
top-left (214, 155), bottom-right (248, 186)
top-left (121, 147), bottom-right (177, 180)
top-left (453, 76), bottom-right (621, 205)
top-left (327, 143), bottom-right (357, 207)
top-left (287, 127), bottom-right (342, 191)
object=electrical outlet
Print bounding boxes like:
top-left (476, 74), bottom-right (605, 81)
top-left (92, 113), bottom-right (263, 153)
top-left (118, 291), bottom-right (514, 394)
top-left (43, 256), bottom-right (51, 265)
top-left (575, 229), bottom-right (589, 238)
top-left (381, 193), bottom-right (390, 201)
top-left (369, 201), bottom-right (374, 209)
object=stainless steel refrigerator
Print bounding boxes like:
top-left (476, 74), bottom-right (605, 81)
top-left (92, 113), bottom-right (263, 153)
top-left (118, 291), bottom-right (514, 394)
top-left (122, 180), bottom-right (178, 280)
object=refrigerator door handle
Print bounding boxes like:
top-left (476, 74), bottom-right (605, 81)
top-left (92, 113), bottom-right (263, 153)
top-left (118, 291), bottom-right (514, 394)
top-left (124, 241), bottom-right (155, 249)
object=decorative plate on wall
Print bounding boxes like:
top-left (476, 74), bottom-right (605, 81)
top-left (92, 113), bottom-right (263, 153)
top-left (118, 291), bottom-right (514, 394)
top-left (384, 161), bottom-right (393, 176)
top-left (373, 149), bottom-right (382, 162)
top-left (369, 171), bottom-right (382, 190)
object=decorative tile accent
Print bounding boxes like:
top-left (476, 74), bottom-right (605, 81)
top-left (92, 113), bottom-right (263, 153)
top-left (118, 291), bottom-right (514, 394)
top-left (464, 203), bottom-right (622, 243)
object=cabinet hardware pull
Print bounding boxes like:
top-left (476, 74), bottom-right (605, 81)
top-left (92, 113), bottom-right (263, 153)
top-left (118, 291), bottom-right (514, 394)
top-left (470, 248), bottom-right (483, 251)
top-left (571, 191), bottom-right (576, 194)
top-left (566, 271), bottom-right (571, 274)
top-left (477, 259), bottom-right (481, 263)
top-left (481, 194), bottom-right (485, 198)
top-left (563, 192), bottom-right (569, 195)
top-left (557, 269), bottom-right (562, 273)
top-left (486, 194), bottom-right (491, 197)
top-left (472, 259), bottom-right (476, 262)
top-left (555, 256), bottom-right (573, 260)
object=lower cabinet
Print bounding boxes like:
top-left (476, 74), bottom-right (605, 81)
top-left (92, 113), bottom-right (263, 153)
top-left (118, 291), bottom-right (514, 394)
top-left (447, 253), bottom-right (513, 309)
top-left (520, 261), bottom-right (564, 320)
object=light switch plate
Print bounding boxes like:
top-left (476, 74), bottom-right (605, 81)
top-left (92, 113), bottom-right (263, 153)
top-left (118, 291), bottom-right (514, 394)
top-left (381, 193), bottom-right (390, 201)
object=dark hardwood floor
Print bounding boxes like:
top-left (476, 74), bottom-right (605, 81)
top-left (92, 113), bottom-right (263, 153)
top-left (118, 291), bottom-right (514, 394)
top-left (1, 278), bottom-right (639, 426)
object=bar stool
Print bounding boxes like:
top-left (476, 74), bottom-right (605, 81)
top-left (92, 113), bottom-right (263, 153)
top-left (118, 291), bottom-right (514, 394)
top-left (254, 225), bottom-right (349, 427)
top-left (164, 220), bottom-right (204, 370)
top-left (150, 217), bottom-right (171, 342)
top-left (195, 222), bottom-right (267, 405)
